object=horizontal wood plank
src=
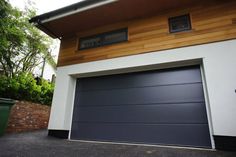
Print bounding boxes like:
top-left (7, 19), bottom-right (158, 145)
top-left (57, 0), bottom-right (236, 67)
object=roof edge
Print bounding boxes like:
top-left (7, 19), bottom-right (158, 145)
top-left (29, 0), bottom-right (117, 24)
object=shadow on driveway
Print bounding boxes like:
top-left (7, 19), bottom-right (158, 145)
top-left (0, 130), bottom-right (235, 157)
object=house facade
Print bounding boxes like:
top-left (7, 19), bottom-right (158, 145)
top-left (30, 0), bottom-right (236, 150)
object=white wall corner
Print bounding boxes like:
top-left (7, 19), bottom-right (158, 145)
top-left (48, 69), bottom-right (74, 130)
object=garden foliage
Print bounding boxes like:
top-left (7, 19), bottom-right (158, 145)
top-left (0, 73), bottom-right (54, 105)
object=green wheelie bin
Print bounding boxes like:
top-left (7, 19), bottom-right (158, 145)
top-left (0, 98), bottom-right (15, 136)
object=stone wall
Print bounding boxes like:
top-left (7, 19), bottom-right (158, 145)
top-left (6, 100), bottom-right (51, 133)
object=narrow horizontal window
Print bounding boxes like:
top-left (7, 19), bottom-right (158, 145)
top-left (168, 14), bottom-right (192, 33)
top-left (79, 28), bottom-right (128, 50)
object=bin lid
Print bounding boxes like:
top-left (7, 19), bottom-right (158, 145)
top-left (0, 98), bottom-right (15, 105)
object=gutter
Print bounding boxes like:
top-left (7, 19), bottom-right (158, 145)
top-left (29, 0), bottom-right (118, 38)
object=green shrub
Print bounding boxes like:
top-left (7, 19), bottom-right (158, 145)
top-left (0, 73), bottom-right (54, 105)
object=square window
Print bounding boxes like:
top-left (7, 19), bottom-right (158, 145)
top-left (168, 14), bottom-right (192, 33)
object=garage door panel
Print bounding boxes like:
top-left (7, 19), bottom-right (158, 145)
top-left (78, 67), bottom-right (202, 91)
top-left (71, 66), bottom-right (211, 148)
top-left (73, 103), bottom-right (208, 123)
top-left (77, 83), bottom-right (205, 107)
top-left (71, 123), bottom-right (211, 148)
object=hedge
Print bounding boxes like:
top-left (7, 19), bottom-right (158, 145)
top-left (0, 73), bottom-right (54, 105)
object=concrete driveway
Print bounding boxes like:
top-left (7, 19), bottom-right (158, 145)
top-left (0, 130), bottom-right (235, 157)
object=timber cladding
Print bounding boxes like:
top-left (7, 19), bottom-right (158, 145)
top-left (57, 0), bottom-right (236, 67)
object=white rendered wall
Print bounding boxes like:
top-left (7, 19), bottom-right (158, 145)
top-left (48, 39), bottom-right (236, 137)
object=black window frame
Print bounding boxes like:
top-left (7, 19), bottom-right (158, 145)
top-left (168, 14), bottom-right (192, 33)
top-left (78, 28), bottom-right (128, 50)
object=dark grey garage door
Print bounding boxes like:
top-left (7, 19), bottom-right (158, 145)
top-left (71, 66), bottom-right (211, 148)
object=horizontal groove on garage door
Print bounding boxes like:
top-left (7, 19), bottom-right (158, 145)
top-left (71, 65), bottom-right (211, 148)
top-left (78, 67), bottom-right (202, 91)
top-left (75, 122), bottom-right (208, 125)
top-left (73, 103), bottom-right (208, 123)
top-left (79, 82), bottom-right (203, 92)
top-left (75, 83), bottom-right (205, 107)
top-left (71, 123), bottom-right (211, 148)
top-left (77, 101), bottom-right (205, 107)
